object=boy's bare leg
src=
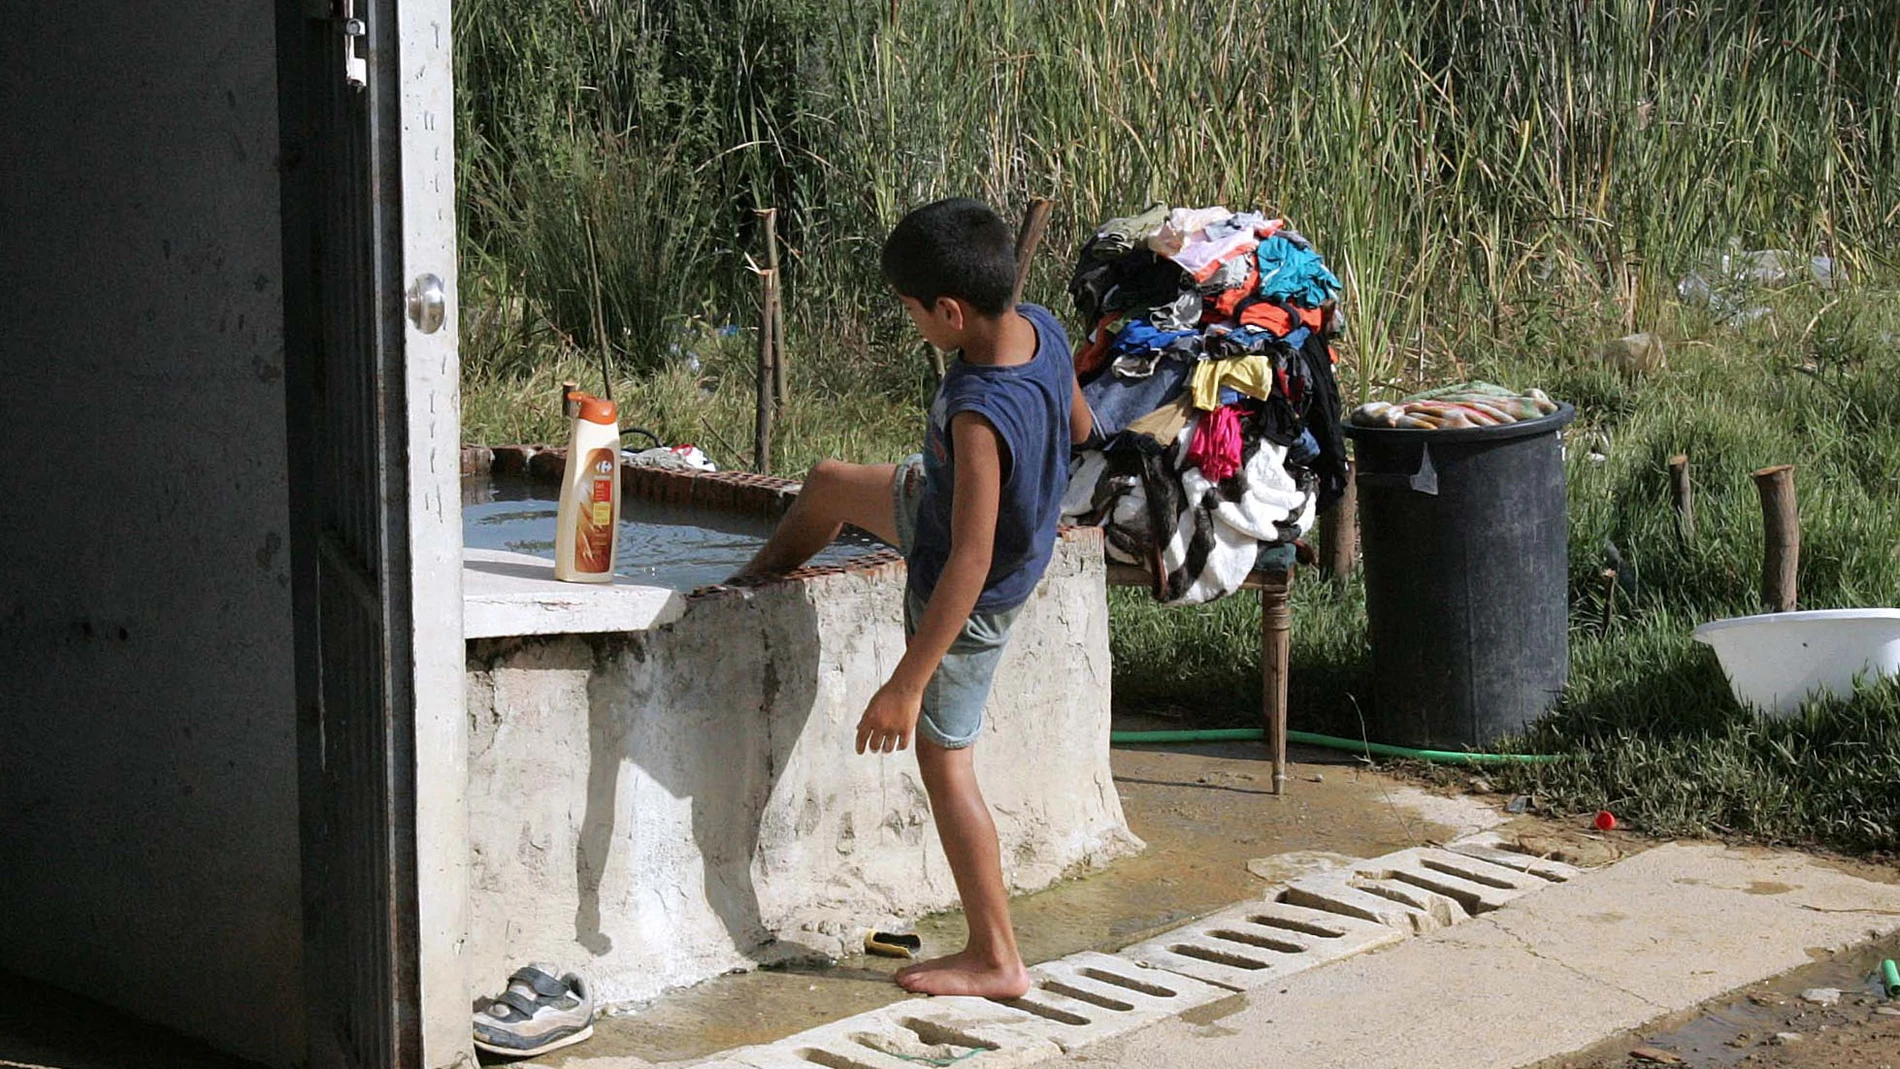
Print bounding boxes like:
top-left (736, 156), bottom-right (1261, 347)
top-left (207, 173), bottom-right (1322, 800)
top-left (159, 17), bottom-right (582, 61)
top-left (896, 740), bottom-right (1031, 997)
top-left (732, 459), bottom-right (898, 580)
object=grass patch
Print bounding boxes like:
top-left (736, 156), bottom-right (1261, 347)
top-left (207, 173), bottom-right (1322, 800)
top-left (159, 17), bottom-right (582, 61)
top-left (1504, 642), bottom-right (1900, 854)
top-left (1107, 293), bottom-right (1900, 853)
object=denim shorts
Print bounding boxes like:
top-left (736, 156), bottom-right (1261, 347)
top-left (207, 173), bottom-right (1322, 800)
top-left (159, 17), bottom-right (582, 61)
top-left (891, 455), bottom-right (1023, 750)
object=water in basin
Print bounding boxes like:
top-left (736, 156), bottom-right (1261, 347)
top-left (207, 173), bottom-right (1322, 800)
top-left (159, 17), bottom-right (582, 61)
top-left (463, 475), bottom-right (888, 591)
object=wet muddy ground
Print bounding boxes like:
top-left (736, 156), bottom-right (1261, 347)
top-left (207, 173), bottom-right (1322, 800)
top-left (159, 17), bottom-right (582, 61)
top-left (1547, 933), bottom-right (1900, 1069)
top-left (555, 738), bottom-right (1510, 1065)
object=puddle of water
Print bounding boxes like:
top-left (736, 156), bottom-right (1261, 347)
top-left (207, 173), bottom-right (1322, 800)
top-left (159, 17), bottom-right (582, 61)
top-left (462, 474), bottom-right (883, 590)
top-left (1651, 937), bottom-right (1899, 1063)
top-left (1553, 932), bottom-right (1900, 1069)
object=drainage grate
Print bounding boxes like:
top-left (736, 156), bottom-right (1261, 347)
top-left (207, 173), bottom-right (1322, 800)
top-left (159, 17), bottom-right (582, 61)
top-left (981, 952), bottom-right (1232, 1053)
top-left (1124, 900), bottom-right (1405, 990)
top-left (1343, 847), bottom-right (1560, 916)
top-left (722, 999), bottom-right (1057, 1069)
top-left (1446, 834), bottom-right (1583, 882)
top-left (703, 835), bottom-right (1599, 1068)
top-left (999, 998), bottom-right (1091, 1027)
top-left (1281, 871), bottom-right (1469, 933)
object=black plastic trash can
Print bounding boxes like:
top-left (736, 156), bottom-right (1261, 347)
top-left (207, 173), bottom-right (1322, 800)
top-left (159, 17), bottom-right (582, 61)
top-left (1343, 404), bottom-right (1575, 750)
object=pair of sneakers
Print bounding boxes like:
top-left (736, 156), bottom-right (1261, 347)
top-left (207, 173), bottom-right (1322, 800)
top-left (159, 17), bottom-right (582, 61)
top-left (472, 964), bottom-right (594, 1058)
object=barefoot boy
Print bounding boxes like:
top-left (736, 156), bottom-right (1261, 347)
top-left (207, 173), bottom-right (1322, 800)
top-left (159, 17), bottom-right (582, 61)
top-left (734, 197), bottom-right (1092, 997)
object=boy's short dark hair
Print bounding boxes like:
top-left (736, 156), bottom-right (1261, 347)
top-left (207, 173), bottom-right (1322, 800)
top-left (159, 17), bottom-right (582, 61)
top-left (880, 198), bottom-right (1017, 318)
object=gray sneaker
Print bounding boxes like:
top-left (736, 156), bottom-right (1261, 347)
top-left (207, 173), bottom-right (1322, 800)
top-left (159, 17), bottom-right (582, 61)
top-left (472, 964), bottom-right (594, 1058)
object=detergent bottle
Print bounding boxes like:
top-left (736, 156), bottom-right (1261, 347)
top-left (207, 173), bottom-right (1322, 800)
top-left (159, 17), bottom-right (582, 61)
top-left (554, 391), bottom-right (621, 582)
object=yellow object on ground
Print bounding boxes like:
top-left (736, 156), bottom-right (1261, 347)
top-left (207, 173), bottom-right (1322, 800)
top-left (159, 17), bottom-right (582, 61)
top-left (863, 931), bottom-right (922, 959)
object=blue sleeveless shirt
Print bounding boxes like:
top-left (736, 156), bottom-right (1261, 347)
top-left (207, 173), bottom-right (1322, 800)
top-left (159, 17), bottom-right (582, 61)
top-left (909, 303), bottom-right (1074, 612)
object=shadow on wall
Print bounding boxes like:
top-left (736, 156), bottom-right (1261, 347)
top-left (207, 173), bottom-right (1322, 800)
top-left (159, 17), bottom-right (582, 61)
top-left (572, 579), bottom-right (826, 965)
top-left (465, 534), bottom-right (1130, 1000)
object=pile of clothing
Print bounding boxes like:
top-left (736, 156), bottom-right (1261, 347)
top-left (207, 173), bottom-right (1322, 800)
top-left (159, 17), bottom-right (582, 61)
top-left (1350, 382), bottom-right (1559, 430)
top-left (1059, 204), bottom-right (1349, 605)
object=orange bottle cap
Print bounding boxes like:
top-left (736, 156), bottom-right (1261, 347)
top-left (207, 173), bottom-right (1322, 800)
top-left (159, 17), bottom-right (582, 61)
top-left (578, 397), bottom-right (618, 425)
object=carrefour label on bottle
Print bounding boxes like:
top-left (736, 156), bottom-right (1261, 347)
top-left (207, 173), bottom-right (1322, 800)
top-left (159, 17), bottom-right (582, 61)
top-left (574, 447), bottom-right (617, 573)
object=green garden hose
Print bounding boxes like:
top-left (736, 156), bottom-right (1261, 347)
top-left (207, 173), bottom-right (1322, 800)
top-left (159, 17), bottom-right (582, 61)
top-left (1107, 727), bottom-right (1557, 765)
top-left (1881, 958), bottom-right (1899, 998)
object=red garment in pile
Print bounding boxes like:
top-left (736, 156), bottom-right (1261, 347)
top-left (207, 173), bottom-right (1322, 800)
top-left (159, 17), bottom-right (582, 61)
top-left (1237, 301), bottom-right (1324, 335)
top-left (1185, 405), bottom-right (1245, 482)
top-left (1074, 315), bottom-right (1116, 377)
top-left (1205, 264), bottom-right (1260, 320)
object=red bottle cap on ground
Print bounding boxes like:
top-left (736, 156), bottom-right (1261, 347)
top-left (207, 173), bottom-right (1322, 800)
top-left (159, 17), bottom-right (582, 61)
top-left (1594, 810), bottom-right (1617, 831)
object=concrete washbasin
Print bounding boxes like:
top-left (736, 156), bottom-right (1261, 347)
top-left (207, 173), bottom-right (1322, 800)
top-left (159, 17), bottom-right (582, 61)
top-left (456, 452), bottom-right (1136, 1007)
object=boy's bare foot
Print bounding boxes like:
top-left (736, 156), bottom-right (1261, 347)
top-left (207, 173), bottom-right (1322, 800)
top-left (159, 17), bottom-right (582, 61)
top-left (893, 947), bottom-right (977, 984)
top-left (894, 950), bottom-right (1031, 998)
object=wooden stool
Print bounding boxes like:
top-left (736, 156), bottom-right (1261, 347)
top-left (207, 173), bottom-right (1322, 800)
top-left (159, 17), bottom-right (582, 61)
top-left (1105, 562), bottom-right (1295, 795)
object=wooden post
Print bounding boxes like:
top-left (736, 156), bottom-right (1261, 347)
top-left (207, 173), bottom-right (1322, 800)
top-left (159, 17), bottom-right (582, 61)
top-left (1011, 197), bottom-right (1054, 308)
top-left (1600, 569), bottom-right (1619, 636)
top-left (1260, 575), bottom-right (1293, 796)
top-left (1319, 456), bottom-right (1358, 580)
top-left (584, 222), bottom-right (614, 401)
top-left (1752, 464), bottom-right (1799, 612)
top-left (754, 268), bottom-right (778, 473)
top-left (1668, 454), bottom-right (1694, 541)
top-left (559, 379), bottom-right (580, 420)
top-left (757, 207), bottom-right (789, 407)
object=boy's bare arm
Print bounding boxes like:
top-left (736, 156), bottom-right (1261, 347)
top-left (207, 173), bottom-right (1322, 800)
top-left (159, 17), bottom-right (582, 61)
top-left (1070, 378), bottom-right (1093, 445)
top-left (855, 412), bottom-right (1002, 754)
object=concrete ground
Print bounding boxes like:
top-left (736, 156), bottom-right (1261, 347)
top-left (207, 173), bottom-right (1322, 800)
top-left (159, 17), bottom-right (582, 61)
top-left (0, 741), bottom-right (1478, 1069)
top-left (1052, 842), bottom-right (1900, 1069)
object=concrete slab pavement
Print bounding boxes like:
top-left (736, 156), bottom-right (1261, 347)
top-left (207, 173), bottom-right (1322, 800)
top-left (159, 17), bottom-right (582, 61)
top-left (1050, 843), bottom-right (1900, 1069)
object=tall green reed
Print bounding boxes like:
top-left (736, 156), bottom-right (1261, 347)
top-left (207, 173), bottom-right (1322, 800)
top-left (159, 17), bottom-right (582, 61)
top-left (457, 0), bottom-right (1898, 395)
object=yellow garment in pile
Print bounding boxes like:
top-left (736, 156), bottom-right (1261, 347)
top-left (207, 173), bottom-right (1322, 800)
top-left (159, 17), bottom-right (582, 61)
top-left (1190, 355), bottom-right (1272, 411)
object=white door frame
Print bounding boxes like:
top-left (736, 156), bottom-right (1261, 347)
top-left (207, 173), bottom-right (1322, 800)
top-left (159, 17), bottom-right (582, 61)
top-left (280, 0), bottom-right (468, 1064)
top-left (394, 0), bottom-right (470, 1063)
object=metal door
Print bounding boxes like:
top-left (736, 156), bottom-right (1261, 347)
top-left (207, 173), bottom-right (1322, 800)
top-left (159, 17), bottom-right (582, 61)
top-left (278, 0), bottom-right (466, 1065)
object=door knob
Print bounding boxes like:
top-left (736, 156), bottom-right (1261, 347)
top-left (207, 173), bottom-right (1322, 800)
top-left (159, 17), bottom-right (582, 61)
top-left (406, 273), bottom-right (446, 334)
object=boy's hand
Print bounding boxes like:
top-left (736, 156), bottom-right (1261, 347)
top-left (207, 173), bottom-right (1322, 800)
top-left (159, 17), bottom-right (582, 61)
top-left (856, 680), bottom-right (923, 754)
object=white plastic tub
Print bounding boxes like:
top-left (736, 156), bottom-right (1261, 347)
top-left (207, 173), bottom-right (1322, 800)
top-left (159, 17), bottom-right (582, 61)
top-left (1692, 608), bottom-right (1900, 717)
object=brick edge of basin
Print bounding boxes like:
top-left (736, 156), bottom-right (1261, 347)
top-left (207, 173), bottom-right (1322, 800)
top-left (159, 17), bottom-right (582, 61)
top-left (464, 444), bottom-right (1104, 602)
top-left (467, 442), bottom-right (803, 515)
